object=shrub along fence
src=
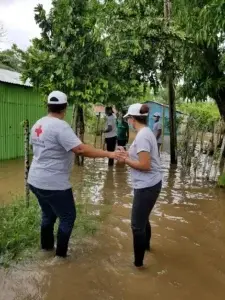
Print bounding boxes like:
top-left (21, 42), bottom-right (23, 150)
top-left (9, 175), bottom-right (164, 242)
top-left (178, 114), bottom-right (225, 184)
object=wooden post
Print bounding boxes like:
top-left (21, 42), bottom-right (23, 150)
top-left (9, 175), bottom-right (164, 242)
top-left (164, 0), bottom-right (177, 164)
top-left (161, 105), bottom-right (165, 152)
top-left (75, 105), bottom-right (85, 166)
top-left (24, 119), bottom-right (30, 207)
top-left (194, 130), bottom-right (205, 178)
top-left (203, 131), bottom-right (213, 175)
top-left (213, 134), bottom-right (225, 181)
top-left (94, 112), bottom-right (101, 148)
top-left (71, 103), bottom-right (76, 129)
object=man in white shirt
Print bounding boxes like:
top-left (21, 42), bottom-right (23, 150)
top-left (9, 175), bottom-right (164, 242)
top-left (28, 92), bottom-right (122, 258)
top-left (153, 112), bottom-right (162, 153)
top-left (103, 107), bottom-right (117, 166)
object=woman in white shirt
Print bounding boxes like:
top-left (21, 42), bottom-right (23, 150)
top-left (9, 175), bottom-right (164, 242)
top-left (103, 107), bottom-right (117, 166)
top-left (121, 103), bottom-right (162, 268)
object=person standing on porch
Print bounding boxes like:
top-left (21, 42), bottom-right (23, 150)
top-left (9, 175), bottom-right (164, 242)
top-left (153, 112), bottom-right (162, 153)
top-left (103, 106), bottom-right (117, 166)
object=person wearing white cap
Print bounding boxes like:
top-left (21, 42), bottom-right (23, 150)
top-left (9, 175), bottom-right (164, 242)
top-left (28, 91), bottom-right (123, 258)
top-left (120, 103), bottom-right (162, 268)
top-left (153, 112), bottom-right (162, 152)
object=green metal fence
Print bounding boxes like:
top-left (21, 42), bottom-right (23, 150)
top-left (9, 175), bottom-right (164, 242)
top-left (0, 83), bottom-right (72, 160)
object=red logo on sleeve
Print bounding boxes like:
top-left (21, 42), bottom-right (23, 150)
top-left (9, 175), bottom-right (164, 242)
top-left (35, 125), bottom-right (43, 137)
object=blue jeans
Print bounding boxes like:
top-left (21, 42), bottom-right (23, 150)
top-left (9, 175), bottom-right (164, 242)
top-left (29, 185), bottom-right (76, 257)
top-left (132, 181), bottom-right (162, 267)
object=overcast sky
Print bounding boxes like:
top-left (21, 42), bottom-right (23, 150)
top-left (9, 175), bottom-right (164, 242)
top-left (0, 0), bottom-right (52, 50)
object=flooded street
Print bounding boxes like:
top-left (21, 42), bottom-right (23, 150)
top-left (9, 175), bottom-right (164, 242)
top-left (1, 153), bottom-right (225, 299)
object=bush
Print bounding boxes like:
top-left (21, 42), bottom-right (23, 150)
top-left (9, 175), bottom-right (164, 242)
top-left (0, 198), bottom-right (40, 266)
top-left (218, 173), bottom-right (225, 187)
top-left (0, 198), bottom-right (101, 266)
top-left (178, 102), bottom-right (220, 131)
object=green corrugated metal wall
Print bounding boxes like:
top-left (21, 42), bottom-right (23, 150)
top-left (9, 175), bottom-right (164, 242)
top-left (0, 82), bottom-right (72, 160)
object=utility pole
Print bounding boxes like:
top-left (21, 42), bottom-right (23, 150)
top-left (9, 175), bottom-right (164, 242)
top-left (164, 0), bottom-right (177, 164)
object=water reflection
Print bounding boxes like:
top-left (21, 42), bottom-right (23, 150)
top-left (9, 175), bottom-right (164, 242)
top-left (102, 166), bottom-right (115, 205)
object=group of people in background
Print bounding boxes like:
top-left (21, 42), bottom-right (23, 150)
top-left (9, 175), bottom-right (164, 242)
top-left (28, 91), bottom-right (163, 269)
top-left (103, 106), bottom-right (162, 165)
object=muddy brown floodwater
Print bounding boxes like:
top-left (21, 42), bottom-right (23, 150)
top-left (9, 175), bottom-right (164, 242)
top-left (1, 153), bottom-right (225, 300)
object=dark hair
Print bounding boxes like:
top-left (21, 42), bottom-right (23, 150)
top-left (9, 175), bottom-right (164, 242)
top-left (132, 104), bottom-right (149, 125)
top-left (105, 106), bottom-right (113, 115)
top-left (48, 103), bottom-right (67, 113)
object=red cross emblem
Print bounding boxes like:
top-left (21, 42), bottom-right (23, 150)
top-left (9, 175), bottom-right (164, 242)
top-left (35, 125), bottom-right (43, 137)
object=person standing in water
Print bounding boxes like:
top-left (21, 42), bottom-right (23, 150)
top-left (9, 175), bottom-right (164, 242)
top-left (120, 103), bottom-right (162, 268)
top-left (28, 91), bottom-right (122, 258)
top-left (153, 112), bottom-right (162, 153)
top-left (103, 106), bottom-right (117, 166)
top-left (116, 110), bottom-right (129, 149)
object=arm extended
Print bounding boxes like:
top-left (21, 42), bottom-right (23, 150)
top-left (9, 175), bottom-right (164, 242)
top-left (123, 151), bottom-right (151, 171)
top-left (72, 143), bottom-right (119, 159)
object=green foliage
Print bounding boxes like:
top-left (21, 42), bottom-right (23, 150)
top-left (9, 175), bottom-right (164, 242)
top-left (173, 0), bottom-right (225, 119)
top-left (21, 0), bottom-right (145, 108)
top-left (84, 105), bottom-right (105, 134)
top-left (22, 0), bottom-right (108, 102)
top-left (100, 0), bottom-right (184, 90)
top-left (19, 0), bottom-right (225, 121)
top-left (0, 44), bottom-right (25, 72)
top-left (178, 102), bottom-right (220, 130)
top-left (164, 114), bottom-right (184, 132)
top-left (0, 198), bottom-right (40, 266)
top-left (0, 197), bottom-right (101, 267)
top-left (0, 62), bottom-right (15, 71)
top-left (218, 173), bottom-right (225, 187)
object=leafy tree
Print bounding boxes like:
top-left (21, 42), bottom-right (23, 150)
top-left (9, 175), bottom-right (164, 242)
top-left (100, 0), bottom-right (184, 88)
top-left (21, 0), bottom-right (147, 165)
top-left (22, 0), bottom-right (108, 101)
top-left (0, 44), bottom-right (24, 72)
top-left (22, 0), bottom-right (142, 114)
top-left (99, 0), bottom-right (184, 163)
top-left (173, 0), bottom-right (225, 120)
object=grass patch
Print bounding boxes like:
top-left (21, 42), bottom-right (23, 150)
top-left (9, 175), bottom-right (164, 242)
top-left (218, 173), bottom-right (225, 187)
top-left (0, 198), bottom-right (105, 267)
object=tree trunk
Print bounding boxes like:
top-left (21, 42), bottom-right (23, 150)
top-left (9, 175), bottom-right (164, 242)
top-left (75, 105), bottom-right (85, 166)
top-left (214, 91), bottom-right (225, 172)
top-left (168, 76), bottom-right (178, 164)
top-left (214, 89), bottom-right (225, 122)
top-left (24, 119), bottom-right (30, 207)
top-left (94, 113), bottom-right (101, 148)
top-left (164, 0), bottom-right (177, 165)
top-left (71, 104), bottom-right (76, 129)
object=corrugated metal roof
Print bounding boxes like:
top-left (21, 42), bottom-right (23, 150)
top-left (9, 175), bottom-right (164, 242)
top-left (0, 68), bottom-right (32, 87)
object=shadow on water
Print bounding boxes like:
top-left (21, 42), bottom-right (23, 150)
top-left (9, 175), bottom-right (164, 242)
top-left (1, 153), bottom-right (225, 300)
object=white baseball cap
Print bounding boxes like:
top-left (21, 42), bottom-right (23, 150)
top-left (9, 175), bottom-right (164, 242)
top-left (153, 112), bottom-right (161, 117)
top-left (123, 103), bottom-right (148, 118)
top-left (47, 91), bottom-right (68, 104)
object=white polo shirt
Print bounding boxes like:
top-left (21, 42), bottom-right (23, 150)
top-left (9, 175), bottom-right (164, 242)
top-left (153, 121), bottom-right (162, 144)
top-left (105, 115), bottom-right (117, 138)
